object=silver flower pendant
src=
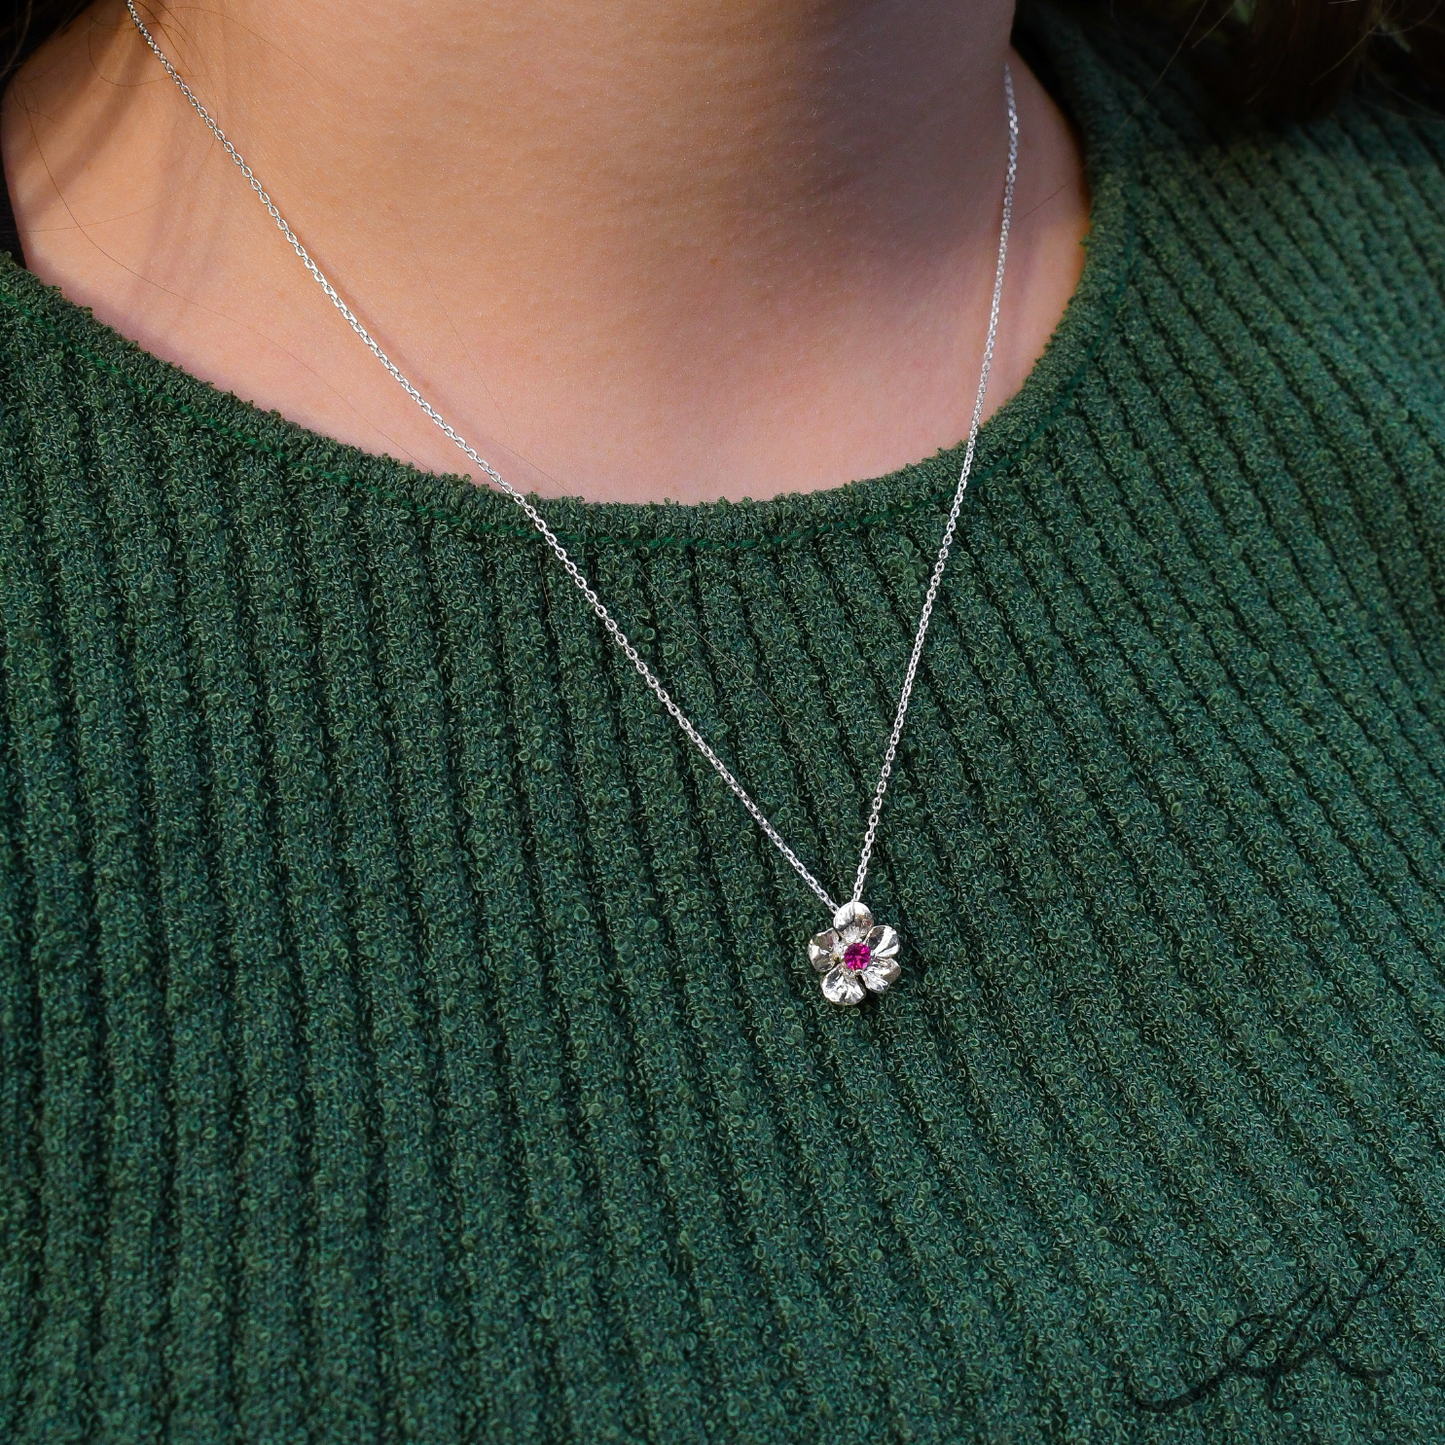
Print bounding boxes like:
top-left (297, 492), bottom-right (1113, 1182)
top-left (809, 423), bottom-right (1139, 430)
top-left (808, 901), bottom-right (901, 1006)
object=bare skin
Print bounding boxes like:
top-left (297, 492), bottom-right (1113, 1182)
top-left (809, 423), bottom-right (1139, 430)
top-left (2, 0), bottom-right (1089, 504)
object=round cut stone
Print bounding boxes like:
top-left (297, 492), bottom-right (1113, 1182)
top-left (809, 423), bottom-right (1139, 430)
top-left (843, 941), bottom-right (871, 972)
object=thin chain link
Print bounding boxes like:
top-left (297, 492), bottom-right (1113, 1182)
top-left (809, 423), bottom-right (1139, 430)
top-left (853, 66), bottom-right (1018, 904)
top-left (126, 0), bottom-right (1015, 921)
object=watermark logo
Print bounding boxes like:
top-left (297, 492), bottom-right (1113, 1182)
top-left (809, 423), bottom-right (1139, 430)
top-left (1126, 1252), bottom-right (1409, 1414)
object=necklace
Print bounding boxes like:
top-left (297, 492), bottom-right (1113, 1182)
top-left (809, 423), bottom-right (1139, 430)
top-left (126, 1), bottom-right (1018, 1006)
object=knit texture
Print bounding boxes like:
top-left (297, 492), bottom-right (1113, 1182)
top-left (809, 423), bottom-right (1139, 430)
top-left (3, 3), bottom-right (1445, 1440)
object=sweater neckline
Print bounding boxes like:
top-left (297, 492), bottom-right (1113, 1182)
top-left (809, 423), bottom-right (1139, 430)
top-left (0, 0), bottom-right (1142, 553)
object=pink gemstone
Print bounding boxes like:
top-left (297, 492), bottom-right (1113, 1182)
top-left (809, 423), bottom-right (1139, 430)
top-left (843, 941), bottom-right (871, 972)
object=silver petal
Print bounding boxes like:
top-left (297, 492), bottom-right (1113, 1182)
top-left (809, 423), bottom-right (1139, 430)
top-left (865, 924), bottom-right (900, 961)
top-left (832, 900), bottom-right (873, 934)
top-left (821, 964), bottom-right (866, 1007)
top-left (861, 954), bottom-right (901, 992)
top-left (808, 928), bottom-right (841, 972)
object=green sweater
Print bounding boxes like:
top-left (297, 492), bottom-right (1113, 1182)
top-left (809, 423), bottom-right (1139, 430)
top-left (3, 2), bottom-right (1445, 1440)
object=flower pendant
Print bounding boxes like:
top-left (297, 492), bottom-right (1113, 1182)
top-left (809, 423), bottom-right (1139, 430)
top-left (808, 901), bottom-right (901, 1006)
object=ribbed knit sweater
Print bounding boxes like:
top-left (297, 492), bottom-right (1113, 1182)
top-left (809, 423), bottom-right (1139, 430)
top-left (3, 2), bottom-right (1445, 1441)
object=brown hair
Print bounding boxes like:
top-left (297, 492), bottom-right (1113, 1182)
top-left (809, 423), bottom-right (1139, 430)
top-left (2, 0), bottom-right (1442, 121)
top-left (1153, 0), bottom-right (1443, 119)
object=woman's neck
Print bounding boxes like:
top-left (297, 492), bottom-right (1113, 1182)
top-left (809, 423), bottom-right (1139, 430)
top-left (2, 0), bottom-right (1089, 503)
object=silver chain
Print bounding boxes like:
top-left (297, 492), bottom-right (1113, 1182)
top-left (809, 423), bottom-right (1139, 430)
top-left (127, 1), bottom-right (1017, 919)
top-left (853, 70), bottom-right (1018, 902)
